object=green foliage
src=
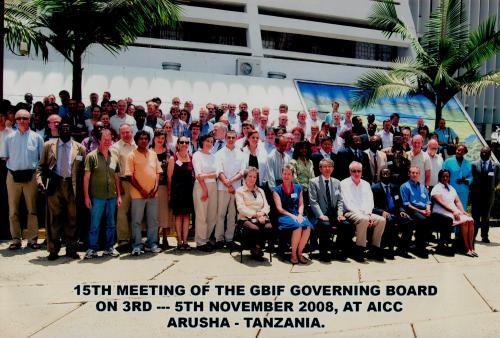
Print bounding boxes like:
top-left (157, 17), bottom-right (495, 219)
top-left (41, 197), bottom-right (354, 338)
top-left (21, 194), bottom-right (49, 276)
top-left (4, 0), bottom-right (182, 100)
top-left (353, 0), bottom-right (500, 127)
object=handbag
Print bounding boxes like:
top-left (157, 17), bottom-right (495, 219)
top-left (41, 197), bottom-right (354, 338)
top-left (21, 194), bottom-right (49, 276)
top-left (9, 169), bottom-right (35, 183)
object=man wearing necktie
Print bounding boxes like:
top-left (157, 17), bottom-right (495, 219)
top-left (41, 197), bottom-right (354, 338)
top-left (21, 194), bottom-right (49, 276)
top-left (311, 137), bottom-right (335, 176)
top-left (334, 131), bottom-right (372, 182)
top-left (36, 122), bottom-right (86, 261)
top-left (211, 123), bottom-right (227, 154)
top-left (371, 168), bottom-right (413, 259)
top-left (309, 159), bottom-right (353, 262)
top-left (471, 147), bottom-right (500, 243)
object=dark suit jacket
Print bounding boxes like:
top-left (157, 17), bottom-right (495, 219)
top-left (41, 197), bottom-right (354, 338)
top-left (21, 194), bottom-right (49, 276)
top-left (311, 151), bottom-right (335, 177)
top-left (371, 182), bottom-right (405, 216)
top-left (36, 139), bottom-right (86, 196)
top-left (334, 148), bottom-right (372, 182)
top-left (471, 160), bottom-right (500, 205)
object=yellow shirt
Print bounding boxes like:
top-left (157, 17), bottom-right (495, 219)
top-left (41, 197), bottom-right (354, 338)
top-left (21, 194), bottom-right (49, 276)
top-left (125, 149), bottom-right (162, 199)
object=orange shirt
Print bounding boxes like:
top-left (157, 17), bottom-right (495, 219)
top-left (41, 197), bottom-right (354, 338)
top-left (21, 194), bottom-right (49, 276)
top-left (125, 149), bottom-right (162, 199)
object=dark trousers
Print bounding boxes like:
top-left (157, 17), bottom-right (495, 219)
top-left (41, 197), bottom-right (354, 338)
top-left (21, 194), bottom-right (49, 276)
top-left (0, 159), bottom-right (10, 239)
top-left (381, 213), bottom-right (413, 251)
top-left (472, 195), bottom-right (494, 240)
top-left (47, 178), bottom-right (78, 254)
top-left (315, 214), bottom-right (354, 254)
top-left (405, 209), bottom-right (432, 249)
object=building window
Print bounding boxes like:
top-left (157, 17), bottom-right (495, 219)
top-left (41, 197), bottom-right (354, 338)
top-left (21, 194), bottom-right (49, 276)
top-left (144, 22), bottom-right (247, 47)
top-left (262, 31), bottom-right (396, 61)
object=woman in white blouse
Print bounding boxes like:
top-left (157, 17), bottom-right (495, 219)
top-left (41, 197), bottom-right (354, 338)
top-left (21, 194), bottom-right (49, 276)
top-left (192, 134), bottom-right (218, 252)
top-left (235, 167), bottom-right (272, 261)
top-left (163, 120), bottom-right (178, 154)
top-left (431, 169), bottom-right (476, 257)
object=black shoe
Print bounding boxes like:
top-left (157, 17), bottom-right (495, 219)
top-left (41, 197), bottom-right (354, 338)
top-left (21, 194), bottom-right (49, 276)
top-left (435, 245), bottom-right (454, 257)
top-left (251, 253), bottom-right (265, 262)
top-left (66, 251), bottom-right (80, 259)
top-left (197, 244), bottom-right (213, 252)
top-left (395, 249), bottom-right (413, 259)
top-left (332, 251), bottom-right (348, 261)
top-left (48, 253), bottom-right (59, 261)
top-left (318, 253), bottom-right (331, 263)
top-left (413, 248), bottom-right (429, 259)
top-left (384, 248), bottom-right (395, 260)
top-left (367, 247), bottom-right (385, 262)
top-left (213, 241), bottom-right (225, 250)
top-left (27, 242), bottom-right (41, 250)
top-left (481, 238), bottom-right (490, 243)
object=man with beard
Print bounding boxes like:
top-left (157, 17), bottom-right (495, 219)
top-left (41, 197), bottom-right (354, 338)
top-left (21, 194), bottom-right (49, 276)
top-left (36, 122), bottom-right (86, 260)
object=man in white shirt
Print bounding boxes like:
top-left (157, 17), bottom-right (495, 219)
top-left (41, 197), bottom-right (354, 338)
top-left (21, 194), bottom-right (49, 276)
top-left (295, 111), bottom-right (308, 132)
top-left (110, 100), bottom-right (136, 135)
top-left (408, 135), bottom-right (431, 188)
top-left (111, 124), bottom-right (137, 247)
top-left (425, 139), bottom-right (443, 189)
top-left (211, 122), bottom-right (227, 154)
top-left (306, 107), bottom-right (322, 139)
top-left (214, 131), bottom-right (246, 248)
top-left (256, 114), bottom-right (268, 141)
top-left (340, 161), bottom-right (386, 262)
top-left (377, 119), bottom-right (393, 149)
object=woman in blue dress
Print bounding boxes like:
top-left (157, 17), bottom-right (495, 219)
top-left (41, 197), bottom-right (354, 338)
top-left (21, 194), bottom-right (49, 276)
top-left (443, 144), bottom-right (473, 207)
top-left (273, 164), bottom-right (313, 264)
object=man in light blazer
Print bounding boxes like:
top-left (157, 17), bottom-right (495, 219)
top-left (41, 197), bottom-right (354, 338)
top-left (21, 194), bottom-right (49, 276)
top-left (471, 146), bottom-right (500, 243)
top-left (309, 158), bottom-right (352, 262)
top-left (366, 135), bottom-right (387, 183)
top-left (36, 122), bottom-right (86, 260)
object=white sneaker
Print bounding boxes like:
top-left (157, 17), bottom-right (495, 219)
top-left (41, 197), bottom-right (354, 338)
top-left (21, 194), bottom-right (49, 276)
top-left (103, 247), bottom-right (120, 257)
top-left (145, 245), bottom-right (162, 253)
top-left (131, 247), bottom-right (142, 256)
top-left (84, 249), bottom-right (98, 259)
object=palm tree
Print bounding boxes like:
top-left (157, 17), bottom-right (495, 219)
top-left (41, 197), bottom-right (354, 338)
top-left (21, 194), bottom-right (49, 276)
top-left (353, 0), bottom-right (500, 128)
top-left (4, 0), bottom-right (182, 101)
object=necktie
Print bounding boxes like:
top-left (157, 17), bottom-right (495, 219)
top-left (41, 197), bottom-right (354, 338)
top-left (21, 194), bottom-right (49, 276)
top-left (60, 144), bottom-right (70, 178)
top-left (217, 140), bottom-right (223, 151)
top-left (385, 185), bottom-right (395, 211)
top-left (373, 153), bottom-right (378, 180)
top-left (482, 161), bottom-right (486, 174)
top-left (325, 178), bottom-right (332, 209)
top-left (357, 150), bottom-right (362, 161)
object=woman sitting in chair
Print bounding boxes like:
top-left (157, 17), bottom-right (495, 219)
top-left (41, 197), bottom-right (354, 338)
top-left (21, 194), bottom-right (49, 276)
top-left (431, 169), bottom-right (476, 257)
top-left (235, 167), bottom-right (272, 261)
top-left (273, 164), bottom-right (313, 264)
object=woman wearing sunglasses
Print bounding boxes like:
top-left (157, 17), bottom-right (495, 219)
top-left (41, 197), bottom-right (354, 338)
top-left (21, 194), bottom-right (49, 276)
top-left (167, 136), bottom-right (194, 250)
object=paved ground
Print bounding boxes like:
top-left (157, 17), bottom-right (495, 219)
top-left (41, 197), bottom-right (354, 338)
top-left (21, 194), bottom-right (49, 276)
top-left (1, 228), bottom-right (499, 338)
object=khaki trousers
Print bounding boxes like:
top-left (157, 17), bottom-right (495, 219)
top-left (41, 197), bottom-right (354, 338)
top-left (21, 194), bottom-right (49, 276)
top-left (47, 178), bottom-right (77, 254)
top-left (116, 180), bottom-right (132, 242)
top-left (345, 212), bottom-right (386, 247)
top-left (193, 181), bottom-right (217, 246)
top-left (6, 172), bottom-right (38, 243)
top-left (215, 190), bottom-right (237, 242)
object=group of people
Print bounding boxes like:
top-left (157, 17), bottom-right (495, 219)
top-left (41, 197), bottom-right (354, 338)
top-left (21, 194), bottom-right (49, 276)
top-left (0, 92), bottom-right (498, 264)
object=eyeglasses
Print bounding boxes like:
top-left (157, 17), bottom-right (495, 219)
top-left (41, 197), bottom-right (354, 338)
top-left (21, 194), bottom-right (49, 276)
top-left (173, 101), bottom-right (180, 104)
top-left (180, 113), bottom-right (188, 116)
top-left (350, 170), bottom-right (362, 173)
top-left (178, 141), bottom-right (190, 145)
top-left (16, 117), bottom-right (29, 121)
top-left (226, 136), bottom-right (236, 139)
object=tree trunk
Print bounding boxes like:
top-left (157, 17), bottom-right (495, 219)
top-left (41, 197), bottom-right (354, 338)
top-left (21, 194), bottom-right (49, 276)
top-left (434, 97), bottom-right (442, 129)
top-left (72, 52), bottom-right (83, 101)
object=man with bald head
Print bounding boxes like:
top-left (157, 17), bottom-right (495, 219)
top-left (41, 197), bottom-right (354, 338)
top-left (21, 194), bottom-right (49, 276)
top-left (266, 136), bottom-right (291, 190)
top-left (425, 139), bottom-right (443, 190)
top-left (471, 146), bottom-right (500, 243)
top-left (1, 110), bottom-right (44, 250)
top-left (408, 135), bottom-right (431, 188)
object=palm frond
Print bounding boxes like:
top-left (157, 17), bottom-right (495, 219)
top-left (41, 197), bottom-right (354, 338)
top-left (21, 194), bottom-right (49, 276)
top-left (462, 15), bottom-right (500, 70)
top-left (4, 0), bottom-right (49, 59)
top-left (461, 71), bottom-right (500, 95)
top-left (352, 70), bottom-right (419, 110)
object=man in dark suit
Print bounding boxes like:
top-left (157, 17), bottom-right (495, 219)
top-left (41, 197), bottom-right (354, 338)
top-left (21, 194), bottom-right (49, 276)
top-left (311, 137), bottom-right (335, 176)
top-left (372, 168), bottom-right (413, 259)
top-left (471, 146), bottom-right (500, 243)
top-left (334, 131), bottom-right (372, 182)
top-left (36, 122), bottom-right (86, 261)
top-left (309, 158), bottom-right (352, 261)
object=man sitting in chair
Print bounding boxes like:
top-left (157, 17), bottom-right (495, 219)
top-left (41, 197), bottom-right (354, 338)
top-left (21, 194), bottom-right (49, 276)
top-left (309, 159), bottom-right (351, 262)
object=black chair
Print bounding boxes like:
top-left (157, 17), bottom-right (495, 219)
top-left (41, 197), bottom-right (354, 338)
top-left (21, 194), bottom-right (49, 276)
top-left (230, 222), bottom-right (273, 263)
